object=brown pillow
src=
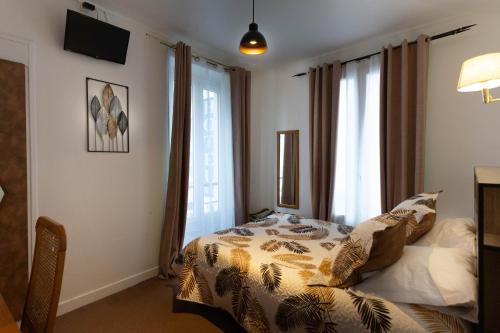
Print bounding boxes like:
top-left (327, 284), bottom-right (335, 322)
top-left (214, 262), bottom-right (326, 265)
top-left (328, 210), bottom-right (413, 288)
top-left (359, 216), bottom-right (408, 273)
top-left (391, 191), bottom-right (441, 244)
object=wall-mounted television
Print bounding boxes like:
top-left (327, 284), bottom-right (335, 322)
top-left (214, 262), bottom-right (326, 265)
top-left (64, 10), bottom-right (130, 65)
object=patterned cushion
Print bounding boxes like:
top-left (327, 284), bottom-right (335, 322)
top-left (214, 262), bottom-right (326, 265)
top-left (320, 210), bottom-right (413, 288)
top-left (391, 191), bottom-right (441, 244)
top-left (360, 211), bottom-right (410, 274)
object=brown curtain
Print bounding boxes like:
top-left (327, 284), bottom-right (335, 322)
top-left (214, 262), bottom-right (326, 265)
top-left (309, 62), bottom-right (342, 221)
top-left (159, 42), bottom-right (192, 276)
top-left (380, 35), bottom-right (429, 212)
top-left (230, 67), bottom-right (251, 226)
top-left (281, 133), bottom-right (297, 205)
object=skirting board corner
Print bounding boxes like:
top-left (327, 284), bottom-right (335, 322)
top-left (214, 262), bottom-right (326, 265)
top-left (57, 266), bottom-right (159, 316)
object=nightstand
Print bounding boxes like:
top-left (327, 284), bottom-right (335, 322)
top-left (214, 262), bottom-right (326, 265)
top-left (475, 167), bottom-right (500, 332)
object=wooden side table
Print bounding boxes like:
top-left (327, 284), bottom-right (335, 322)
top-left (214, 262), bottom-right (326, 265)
top-left (475, 167), bottom-right (500, 332)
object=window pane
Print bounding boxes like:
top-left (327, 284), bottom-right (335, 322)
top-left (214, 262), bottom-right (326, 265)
top-left (333, 55), bottom-right (381, 226)
top-left (181, 62), bottom-right (234, 247)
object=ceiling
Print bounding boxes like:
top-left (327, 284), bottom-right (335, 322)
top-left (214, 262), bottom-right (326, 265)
top-left (93, 0), bottom-right (496, 67)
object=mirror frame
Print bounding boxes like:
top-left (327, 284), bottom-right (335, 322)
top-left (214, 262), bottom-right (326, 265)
top-left (276, 130), bottom-right (300, 209)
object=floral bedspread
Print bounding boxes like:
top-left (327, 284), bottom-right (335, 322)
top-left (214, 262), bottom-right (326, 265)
top-left (175, 214), bottom-right (470, 333)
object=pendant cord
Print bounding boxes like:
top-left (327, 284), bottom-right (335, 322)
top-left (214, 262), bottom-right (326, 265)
top-left (252, 0), bottom-right (255, 23)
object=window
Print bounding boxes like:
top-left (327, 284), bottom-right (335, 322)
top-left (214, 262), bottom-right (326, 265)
top-left (333, 55), bottom-right (381, 226)
top-left (168, 51), bottom-right (235, 246)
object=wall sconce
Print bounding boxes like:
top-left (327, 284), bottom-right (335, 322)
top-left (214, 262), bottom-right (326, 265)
top-left (457, 53), bottom-right (500, 104)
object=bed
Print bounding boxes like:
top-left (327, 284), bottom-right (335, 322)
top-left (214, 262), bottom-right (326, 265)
top-left (173, 211), bottom-right (476, 333)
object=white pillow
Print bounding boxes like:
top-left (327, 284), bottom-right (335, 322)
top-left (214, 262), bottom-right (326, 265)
top-left (413, 218), bottom-right (476, 258)
top-left (354, 246), bottom-right (477, 321)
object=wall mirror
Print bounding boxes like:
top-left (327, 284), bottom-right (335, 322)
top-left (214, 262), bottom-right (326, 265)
top-left (277, 130), bottom-right (299, 209)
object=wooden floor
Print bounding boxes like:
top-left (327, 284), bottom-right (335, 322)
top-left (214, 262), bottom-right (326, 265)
top-left (55, 278), bottom-right (223, 333)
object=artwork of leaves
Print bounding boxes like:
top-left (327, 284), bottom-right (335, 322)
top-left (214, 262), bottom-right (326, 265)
top-left (87, 78), bottom-right (129, 152)
top-left (245, 297), bottom-right (270, 333)
top-left (298, 270), bottom-right (315, 284)
top-left (215, 227), bottom-right (254, 236)
top-left (348, 291), bottom-right (392, 333)
top-left (233, 285), bottom-right (251, 322)
top-left (215, 266), bottom-right (243, 297)
top-left (230, 248), bottom-right (251, 272)
top-left (260, 263), bottom-right (282, 292)
top-left (260, 240), bottom-right (282, 252)
top-left (219, 235), bottom-right (252, 248)
top-left (375, 209), bottom-right (416, 227)
top-left (272, 254), bottom-right (316, 270)
top-left (265, 229), bottom-right (280, 236)
top-left (277, 227), bottom-right (329, 241)
top-left (178, 238), bottom-right (213, 304)
top-left (260, 240), bottom-right (310, 254)
top-left (281, 241), bottom-right (310, 254)
top-left (318, 257), bottom-right (333, 276)
top-left (320, 242), bottom-right (336, 251)
top-left (410, 304), bottom-right (465, 333)
top-left (213, 247), bottom-right (271, 332)
top-left (275, 287), bottom-right (337, 333)
top-left (275, 293), bottom-right (323, 331)
top-left (330, 238), bottom-right (368, 287)
top-left (415, 198), bottom-right (437, 209)
top-left (204, 243), bottom-right (219, 267)
top-left (288, 225), bottom-right (319, 234)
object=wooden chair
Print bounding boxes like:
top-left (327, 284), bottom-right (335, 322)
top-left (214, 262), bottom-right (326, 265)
top-left (21, 217), bottom-right (66, 333)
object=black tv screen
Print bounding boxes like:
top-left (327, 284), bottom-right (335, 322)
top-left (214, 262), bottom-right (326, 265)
top-left (64, 10), bottom-right (130, 65)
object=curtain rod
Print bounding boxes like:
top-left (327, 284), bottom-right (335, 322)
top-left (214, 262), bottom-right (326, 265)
top-left (145, 33), bottom-right (233, 70)
top-left (292, 24), bottom-right (476, 77)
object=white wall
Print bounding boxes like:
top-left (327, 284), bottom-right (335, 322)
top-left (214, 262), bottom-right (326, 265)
top-left (250, 9), bottom-right (500, 220)
top-left (425, 13), bottom-right (500, 219)
top-left (251, 68), bottom-right (312, 216)
top-left (0, 0), bottom-right (169, 314)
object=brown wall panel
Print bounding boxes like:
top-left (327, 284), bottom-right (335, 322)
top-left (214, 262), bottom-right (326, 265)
top-left (0, 58), bottom-right (28, 320)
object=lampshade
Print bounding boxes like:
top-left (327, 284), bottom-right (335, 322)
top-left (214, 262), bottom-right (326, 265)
top-left (457, 53), bottom-right (500, 92)
top-left (239, 23), bottom-right (268, 55)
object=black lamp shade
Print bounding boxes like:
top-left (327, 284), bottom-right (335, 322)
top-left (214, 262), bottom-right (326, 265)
top-left (239, 23), bottom-right (268, 55)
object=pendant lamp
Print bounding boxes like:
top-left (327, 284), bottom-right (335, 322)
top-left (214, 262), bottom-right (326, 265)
top-left (239, 0), bottom-right (268, 55)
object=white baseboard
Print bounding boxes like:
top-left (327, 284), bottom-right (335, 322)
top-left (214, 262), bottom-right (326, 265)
top-left (57, 266), bottom-right (159, 316)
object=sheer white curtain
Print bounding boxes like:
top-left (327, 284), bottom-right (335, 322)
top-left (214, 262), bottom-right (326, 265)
top-left (167, 53), bottom-right (235, 246)
top-left (333, 55), bottom-right (381, 226)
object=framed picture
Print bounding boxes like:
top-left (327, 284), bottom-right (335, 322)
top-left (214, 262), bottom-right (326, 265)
top-left (86, 77), bottom-right (129, 152)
